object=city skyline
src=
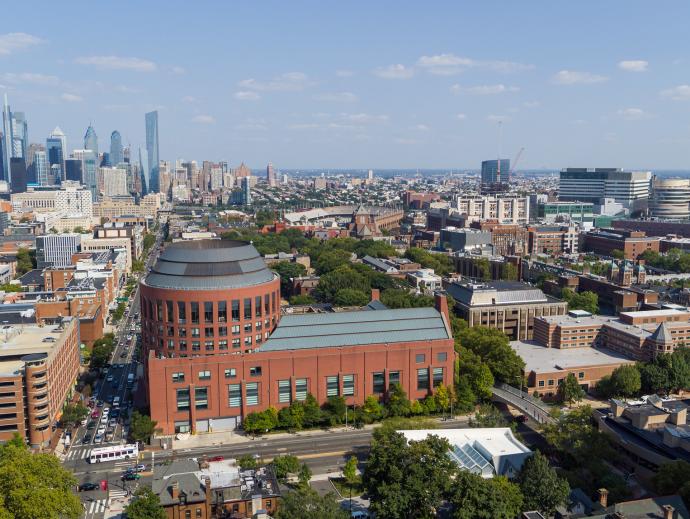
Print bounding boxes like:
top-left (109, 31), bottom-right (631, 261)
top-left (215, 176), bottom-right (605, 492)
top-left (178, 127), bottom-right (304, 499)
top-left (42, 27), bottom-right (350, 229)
top-left (4, 2), bottom-right (690, 170)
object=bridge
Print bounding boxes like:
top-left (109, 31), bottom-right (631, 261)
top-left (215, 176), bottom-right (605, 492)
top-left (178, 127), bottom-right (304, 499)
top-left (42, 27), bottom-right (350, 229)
top-left (491, 382), bottom-right (556, 425)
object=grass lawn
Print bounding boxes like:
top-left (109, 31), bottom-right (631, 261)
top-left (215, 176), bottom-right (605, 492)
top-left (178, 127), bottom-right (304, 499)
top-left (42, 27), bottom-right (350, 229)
top-left (330, 477), bottom-right (364, 498)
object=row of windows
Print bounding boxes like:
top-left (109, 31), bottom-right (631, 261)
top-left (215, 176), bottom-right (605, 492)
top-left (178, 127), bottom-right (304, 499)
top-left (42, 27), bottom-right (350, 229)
top-left (173, 369), bottom-right (446, 410)
top-left (160, 320), bottom-right (273, 338)
top-left (537, 371), bottom-right (586, 387)
top-left (161, 333), bottom-right (271, 351)
top-left (142, 294), bottom-right (278, 325)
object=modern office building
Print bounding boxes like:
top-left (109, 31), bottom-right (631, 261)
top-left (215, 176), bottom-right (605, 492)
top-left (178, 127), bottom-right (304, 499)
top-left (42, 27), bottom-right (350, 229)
top-left (649, 177), bottom-right (690, 219)
top-left (446, 280), bottom-right (568, 340)
top-left (10, 111), bottom-right (28, 160)
top-left (0, 318), bottom-right (80, 447)
top-left (536, 201), bottom-right (594, 226)
top-left (46, 127), bottom-right (67, 180)
top-left (241, 176), bottom-right (252, 205)
top-left (145, 111), bottom-right (159, 193)
top-left (109, 130), bottom-right (123, 166)
top-left (142, 240), bottom-right (455, 435)
top-left (266, 162), bottom-right (276, 187)
top-left (480, 159), bottom-right (510, 194)
top-left (64, 158), bottom-right (83, 183)
top-left (73, 149), bottom-right (98, 200)
top-left (36, 234), bottom-right (82, 268)
top-left (83, 124), bottom-right (98, 156)
top-left (2, 94), bottom-right (13, 182)
top-left (558, 168), bottom-right (651, 212)
top-left (32, 150), bottom-right (49, 186)
top-left (10, 158), bottom-right (28, 194)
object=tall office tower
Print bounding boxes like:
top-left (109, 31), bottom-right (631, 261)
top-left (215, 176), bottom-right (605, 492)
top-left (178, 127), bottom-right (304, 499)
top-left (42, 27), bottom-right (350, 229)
top-left (110, 130), bottom-right (123, 166)
top-left (33, 150), bottom-right (49, 186)
top-left (46, 127), bottom-right (67, 180)
top-left (100, 152), bottom-right (110, 167)
top-left (65, 158), bottom-right (83, 183)
top-left (145, 111), bottom-right (159, 192)
top-left (266, 162), bottom-right (276, 187)
top-left (480, 159), bottom-right (510, 194)
top-left (10, 158), bottom-right (27, 193)
top-left (558, 168), bottom-right (651, 212)
top-left (122, 145), bottom-right (130, 163)
top-left (10, 112), bottom-right (28, 159)
top-left (2, 95), bottom-right (12, 182)
top-left (73, 149), bottom-right (98, 200)
top-left (367, 169), bottom-right (374, 180)
top-left (83, 124), bottom-right (98, 156)
top-left (138, 147), bottom-right (148, 195)
top-left (242, 176), bottom-right (252, 205)
top-left (0, 132), bottom-right (4, 182)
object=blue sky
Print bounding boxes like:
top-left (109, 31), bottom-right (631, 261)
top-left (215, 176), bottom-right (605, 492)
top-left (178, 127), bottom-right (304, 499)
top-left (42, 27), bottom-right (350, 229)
top-left (4, 1), bottom-right (690, 169)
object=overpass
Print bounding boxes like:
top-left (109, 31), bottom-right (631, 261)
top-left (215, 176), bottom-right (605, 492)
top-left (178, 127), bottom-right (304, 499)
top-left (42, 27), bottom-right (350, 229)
top-left (492, 382), bottom-right (555, 425)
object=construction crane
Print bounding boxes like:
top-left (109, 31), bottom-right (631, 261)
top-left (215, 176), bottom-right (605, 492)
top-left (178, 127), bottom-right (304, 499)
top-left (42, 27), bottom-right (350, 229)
top-left (508, 147), bottom-right (525, 182)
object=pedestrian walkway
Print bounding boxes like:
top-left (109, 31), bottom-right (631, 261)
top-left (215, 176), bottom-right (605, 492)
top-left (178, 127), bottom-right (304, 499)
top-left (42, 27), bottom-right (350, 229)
top-left (83, 498), bottom-right (107, 518)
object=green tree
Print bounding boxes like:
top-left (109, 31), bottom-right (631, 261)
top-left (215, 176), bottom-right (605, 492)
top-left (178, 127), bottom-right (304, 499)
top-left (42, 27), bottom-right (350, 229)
top-left (455, 347), bottom-right (494, 402)
top-left (364, 430), bottom-right (456, 519)
top-left (15, 248), bottom-right (35, 276)
top-left (130, 411), bottom-right (160, 443)
top-left (273, 455), bottom-right (301, 481)
top-left (380, 289), bottom-right (434, 309)
top-left (273, 261), bottom-right (307, 297)
top-left (449, 471), bottom-right (523, 519)
top-left (561, 288), bottom-right (599, 314)
top-left (278, 401), bottom-right (305, 430)
top-left (653, 460), bottom-right (690, 495)
top-left (314, 249), bottom-right (353, 275)
top-left (386, 383), bottom-right (412, 417)
top-left (333, 288), bottom-right (369, 307)
top-left (500, 262), bottom-right (519, 281)
top-left (360, 395), bottom-right (384, 423)
top-left (0, 442), bottom-right (82, 519)
top-left (237, 454), bottom-right (258, 470)
top-left (469, 404), bottom-right (510, 428)
top-left (609, 364), bottom-right (642, 397)
top-left (61, 403), bottom-right (89, 428)
top-left (456, 326), bottom-right (524, 386)
top-left (124, 486), bottom-right (166, 519)
top-left (132, 260), bottom-right (145, 273)
top-left (343, 456), bottom-right (358, 486)
top-left (610, 249), bottom-right (625, 260)
top-left (558, 373), bottom-right (585, 406)
top-left (314, 265), bottom-right (370, 302)
top-left (274, 486), bottom-right (348, 519)
top-left (289, 294), bottom-right (315, 305)
top-left (298, 462), bottom-right (312, 487)
top-left (301, 393), bottom-right (322, 427)
top-left (323, 396), bottom-right (347, 425)
top-left (0, 283), bottom-right (22, 292)
top-left (517, 452), bottom-right (570, 516)
top-left (434, 383), bottom-right (453, 413)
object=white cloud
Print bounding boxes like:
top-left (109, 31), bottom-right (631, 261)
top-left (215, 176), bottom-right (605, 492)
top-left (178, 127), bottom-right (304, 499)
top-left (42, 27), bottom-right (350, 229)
top-left (661, 85), bottom-right (690, 101)
top-left (61, 93), bottom-right (82, 102)
top-left (373, 64), bottom-right (414, 79)
top-left (0, 33), bottom-right (43, 55)
top-left (238, 72), bottom-right (310, 92)
top-left (234, 91), bottom-right (261, 101)
top-left (192, 114), bottom-right (215, 124)
top-left (314, 92), bottom-right (358, 103)
top-left (456, 113), bottom-right (467, 120)
top-left (181, 96), bottom-right (199, 103)
top-left (552, 70), bottom-right (608, 85)
top-left (487, 114), bottom-right (511, 122)
top-left (451, 83), bottom-right (519, 95)
top-left (416, 53), bottom-right (533, 75)
top-left (336, 69), bottom-right (355, 77)
top-left (75, 55), bottom-right (157, 71)
top-left (618, 60), bottom-right (648, 72)
top-left (617, 107), bottom-right (649, 120)
top-left (0, 72), bottom-right (59, 85)
top-left (171, 66), bottom-right (186, 75)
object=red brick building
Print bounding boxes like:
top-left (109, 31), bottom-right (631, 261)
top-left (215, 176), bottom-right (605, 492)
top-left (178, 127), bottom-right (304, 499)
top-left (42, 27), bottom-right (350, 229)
top-left (142, 240), bottom-right (455, 435)
top-left (580, 229), bottom-right (660, 259)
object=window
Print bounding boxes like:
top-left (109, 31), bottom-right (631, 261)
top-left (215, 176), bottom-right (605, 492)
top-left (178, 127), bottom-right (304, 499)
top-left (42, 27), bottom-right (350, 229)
top-left (373, 372), bottom-right (385, 393)
top-left (244, 323), bottom-right (252, 333)
top-left (205, 340), bottom-right (214, 351)
top-left (244, 336), bottom-right (252, 346)
top-left (219, 340), bottom-right (228, 350)
top-left (326, 376), bottom-right (339, 397)
top-left (218, 326), bottom-right (227, 337)
top-left (578, 371), bottom-right (585, 379)
top-left (278, 380), bottom-right (291, 403)
top-left (433, 367), bottom-right (444, 387)
top-left (198, 370), bottom-right (211, 381)
top-left (417, 368), bottom-right (429, 390)
top-left (295, 378), bottom-right (308, 401)
top-left (195, 387), bottom-right (208, 409)
top-left (166, 301), bottom-right (174, 323)
top-left (167, 326), bottom-right (174, 337)
top-left (228, 384), bottom-right (241, 407)
top-left (156, 300), bottom-right (163, 321)
top-left (190, 302), bottom-right (199, 324)
top-left (225, 368), bottom-right (236, 379)
top-left (192, 341), bottom-right (200, 351)
top-left (343, 374), bottom-right (355, 396)
top-left (232, 338), bottom-right (240, 348)
top-left (255, 333), bottom-right (262, 343)
top-left (246, 382), bottom-right (259, 406)
top-left (196, 508), bottom-right (202, 518)
top-left (185, 511), bottom-right (191, 519)
top-left (232, 300), bottom-right (240, 321)
top-left (204, 302), bottom-right (213, 323)
top-left (388, 371), bottom-right (400, 388)
top-left (255, 296), bottom-right (262, 317)
top-left (548, 379), bottom-right (554, 386)
top-left (265, 294), bottom-right (270, 315)
top-left (175, 420), bottom-right (190, 433)
top-left (415, 354), bottom-right (425, 364)
top-left (167, 339), bottom-right (174, 349)
top-left (250, 366), bottom-right (262, 377)
top-left (179, 327), bottom-right (187, 337)
top-left (256, 320), bottom-right (262, 330)
top-left (437, 352), bottom-right (447, 362)
top-left (204, 327), bottom-right (214, 337)
top-left (244, 298), bottom-right (252, 320)
top-left (176, 389), bottom-right (190, 410)
top-left (538, 380), bottom-right (545, 387)
top-left (179, 340), bottom-right (187, 351)
top-left (172, 372), bottom-right (185, 383)
top-left (192, 328), bottom-right (200, 338)
top-left (232, 325), bottom-right (240, 335)
top-left (218, 301), bottom-right (227, 322)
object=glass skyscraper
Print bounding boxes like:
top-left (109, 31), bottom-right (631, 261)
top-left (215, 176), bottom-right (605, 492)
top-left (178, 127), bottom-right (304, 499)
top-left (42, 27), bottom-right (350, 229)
top-left (110, 130), bottom-right (123, 166)
top-left (10, 111), bottom-right (28, 159)
top-left (481, 159), bottom-right (510, 184)
top-left (145, 111), bottom-right (159, 193)
top-left (2, 94), bottom-right (13, 183)
top-left (84, 124), bottom-right (98, 156)
top-left (46, 126), bottom-right (67, 180)
top-left (33, 150), bottom-right (48, 186)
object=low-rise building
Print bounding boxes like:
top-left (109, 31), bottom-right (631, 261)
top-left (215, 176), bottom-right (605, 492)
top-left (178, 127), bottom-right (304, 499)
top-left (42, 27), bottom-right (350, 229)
top-left (527, 225), bottom-right (579, 256)
top-left (581, 228), bottom-right (660, 260)
top-left (406, 268), bottom-right (443, 292)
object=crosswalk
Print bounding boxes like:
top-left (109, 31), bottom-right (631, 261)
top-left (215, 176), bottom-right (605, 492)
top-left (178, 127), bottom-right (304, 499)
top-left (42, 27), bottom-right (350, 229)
top-left (83, 498), bottom-right (106, 517)
top-left (109, 488), bottom-right (128, 499)
top-left (65, 447), bottom-right (89, 461)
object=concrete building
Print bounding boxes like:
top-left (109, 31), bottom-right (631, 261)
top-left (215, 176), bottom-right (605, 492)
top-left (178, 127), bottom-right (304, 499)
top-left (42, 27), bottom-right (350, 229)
top-left (80, 236), bottom-right (132, 272)
top-left (527, 225), bottom-right (579, 255)
top-left (11, 182), bottom-right (93, 216)
top-left (98, 167), bottom-right (129, 197)
top-left (0, 318), bottom-right (80, 446)
top-left (440, 227), bottom-right (493, 253)
top-left (558, 168), bottom-right (651, 212)
top-left (35, 234), bottom-right (82, 268)
top-left (406, 268), bottom-right (443, 292)
top-left (649, 177), bottom-right (690, 219)
top-left (93, 193), bottom-right (161, 220)
top-left (536, 201), bottom-right (594, 227)
top-left (143, 240), bottom-right (455, 435)
top-left (447, 281), bottom-right (567, 340)
top-left (454, 196), bottom-right (530, 225)
top-left (95, 222), bottom-right (144, 260)
top-left (580, 229), bottom-right (660, 259)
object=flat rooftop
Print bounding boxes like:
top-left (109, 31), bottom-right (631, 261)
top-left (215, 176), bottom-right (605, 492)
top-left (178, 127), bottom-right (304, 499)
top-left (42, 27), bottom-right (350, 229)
top-left (0, 322), bottom-right (68, 376)
top-left (537, 314), bottom-right (614, 327)
top-left (511, 340), bottom-right (635, 374)
top-left (620, 308), bottom-right (690, 319)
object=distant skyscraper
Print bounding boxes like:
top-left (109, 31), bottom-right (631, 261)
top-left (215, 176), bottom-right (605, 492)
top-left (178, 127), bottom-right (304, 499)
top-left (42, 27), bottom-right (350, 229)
top-left (10, 157), bottom-right (27, 193)
top-left (367, 169), bottom-right (374, 180)
top-left (33, 150), bottom-right (48, 186)
top-left (266, 162), bottom-right (276, 187)
top-left (138, 147), bottom-right (148, 195)
top-left (65, 158), bottom-right (83, 183)
top-left (481, 159), bottom-right (510, 185)
top-left (73, 149), bottom-right (97, 201)
top-left (145, 111), bottom-right (159, 192)
top-left (84, 124), bottom-right (98, 156)
top-left (47, 126), bottom-right (67, 180)
top-left (242, 176), bottom-right (252, 206)
top-left (10, 111), bottom-right (28, 159)
top-left (2, 94), bottom-right (13, 182)
top-left (110, 130), bottom-right (123, 166)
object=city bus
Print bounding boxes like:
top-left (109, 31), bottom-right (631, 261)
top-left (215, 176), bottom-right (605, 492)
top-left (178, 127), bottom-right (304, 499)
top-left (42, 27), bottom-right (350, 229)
top-left (88, 444), bottom-right (139, 463)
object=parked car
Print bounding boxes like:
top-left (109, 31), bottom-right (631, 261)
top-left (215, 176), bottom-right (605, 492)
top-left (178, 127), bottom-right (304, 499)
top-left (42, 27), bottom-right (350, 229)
top-left (121, 473), bottom-right (141, 481)
top-left (108, 419), bottom-right (117, 428)
top-left (79, 482), bottom-right (99, 492)
top-left (94, 434), bottom-right (103, 444)
top-left (90, 410), bottom-right (100, 419)
top-left (96, 426), bottom-right (106, 435)
top-left (80, 417), bottom-right (88, 426)
top-left (82, 433), bottom-right (92, 443)
top-left (210, 456), bottom-right (224, 462)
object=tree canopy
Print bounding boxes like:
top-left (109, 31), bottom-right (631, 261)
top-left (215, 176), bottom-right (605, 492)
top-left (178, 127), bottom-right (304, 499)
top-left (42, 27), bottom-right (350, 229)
top-left (561, 288), bottom-right (599, 314)
top-left (558, 373), bottom-right (585, 406)
top-left (455, 326), bottom-right (524, 386)
top-left (124, 486), bottom-right (166, 519)
top-left (275, 486), bottom-right (349, 519)
top-left (449, 471), bottom-right (523, 519)
top-left (517, 452), bottom-right (570, 516)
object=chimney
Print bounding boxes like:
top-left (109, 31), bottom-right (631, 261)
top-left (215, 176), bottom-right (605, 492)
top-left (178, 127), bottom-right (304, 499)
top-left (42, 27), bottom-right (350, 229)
top-left (370, 288), bottom-right (380, 302)
top-left (598, 488), bottom-right (609, 508)
top-left (170, 481), bottom-right (180, 500)
top-left (435, 292), bottom-right (449, 320)
top-left (663, 504), bottom-right (675, 519)
top-left (204, 476), bottom-right (211, 504)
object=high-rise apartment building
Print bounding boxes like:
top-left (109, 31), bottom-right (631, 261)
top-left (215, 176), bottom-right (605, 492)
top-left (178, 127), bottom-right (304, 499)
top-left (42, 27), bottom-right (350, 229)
top-left (266, 162), bottom-right (276, 187)
top-left (110, 130), bottom-right (123, 166)
top-left (46, 127), bottom-right (67, 180)
top-left (145, 111), bottom-right (159, 192)
top-left (454, 195), bottom-right (530, 225)
top-left (83, 124), bottom-right (98, 156)
top-left (242, 176), bottom-right (252, 205)
top-left (558, 168), bottom-right (651, 211)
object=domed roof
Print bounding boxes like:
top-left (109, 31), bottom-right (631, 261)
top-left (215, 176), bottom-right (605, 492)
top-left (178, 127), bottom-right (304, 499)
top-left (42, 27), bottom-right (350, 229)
top-left (144, 240), bottom-right (276, 290)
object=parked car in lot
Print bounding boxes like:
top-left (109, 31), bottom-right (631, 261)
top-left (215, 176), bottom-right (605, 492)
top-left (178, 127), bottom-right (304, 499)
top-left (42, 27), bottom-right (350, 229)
top-left (108, 418), bottom-right (117, 428)
top-left (94, 434), bottom-right (103, 444)
top-left (90, 410), bottom-right (100, 419)
top-left (97, 426), bottom-right (106, 435)
top-left (79, 482), bottom-right (99, 492)
top-left (82, 433), bottom-right (92, 444)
